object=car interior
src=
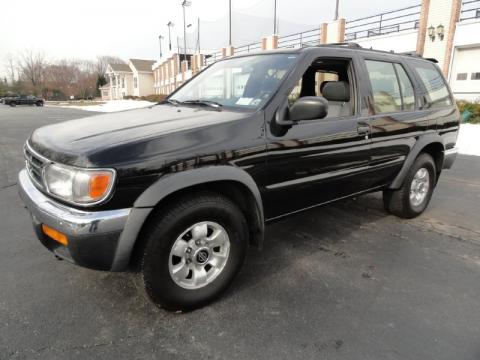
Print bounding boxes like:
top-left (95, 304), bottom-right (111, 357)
top-left (288, 58), bottom-right (354, 119)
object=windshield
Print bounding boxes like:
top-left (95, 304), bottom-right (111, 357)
top-left (170, 54), bottom-right (298, 110)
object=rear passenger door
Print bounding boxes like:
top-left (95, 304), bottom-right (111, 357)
top-left (357, 55), bottom-right (430, 187)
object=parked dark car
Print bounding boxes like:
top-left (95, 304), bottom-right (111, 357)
top-left (18, 44), bottom-right (459, 311)
top-left (5, 94), bottom-right (44, 107)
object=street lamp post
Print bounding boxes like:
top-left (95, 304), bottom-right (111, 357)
top-left (334, 0), bottom-right (340, 20)
top-left (158, 35), bottom-right (164, 58)
top-left (228, 0), bottom-right (232, 45)
top-left (182, 0), bottom-right (192, 65)
top-left (167, 21), bottom-right (174, 51)
top-left (273, 0), bottom-right (277, 34)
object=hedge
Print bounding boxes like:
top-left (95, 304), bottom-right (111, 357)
top-left (457, 100), bottom-right (480, 124)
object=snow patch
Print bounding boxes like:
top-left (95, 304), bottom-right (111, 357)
top-left (48, 100), bottom-right (155, 113)
top-left (457, 124), bottom-right (480, 157)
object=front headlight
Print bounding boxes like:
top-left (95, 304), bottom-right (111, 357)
top-left (44, 164), bottom-right (115, 205)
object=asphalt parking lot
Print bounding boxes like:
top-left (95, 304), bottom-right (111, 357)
top-left (1, 105), bottom-right (480, 360)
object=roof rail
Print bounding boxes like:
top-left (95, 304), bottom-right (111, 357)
top-left (323, 42), bottom-right (362, 48)
top-left (399, 51), bottom-right (422, 57)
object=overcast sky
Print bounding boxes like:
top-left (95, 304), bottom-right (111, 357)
top-left (0, 0), bottom-right (419, 63)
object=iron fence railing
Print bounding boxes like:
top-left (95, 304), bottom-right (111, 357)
top-left (460, 0), bottom-right (480, 20)
top-left (277, 28), bottom-right (321, 49)
top-left (345, 4), bottom-right (421, 40)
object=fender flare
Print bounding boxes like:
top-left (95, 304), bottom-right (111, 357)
top-left (112, 166), bottom-right (265, 271)
top-left (389, 133), bottom-right (444, 189)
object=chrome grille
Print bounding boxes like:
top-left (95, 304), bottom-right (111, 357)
top-left (24, 144), bottom-right (48, 188)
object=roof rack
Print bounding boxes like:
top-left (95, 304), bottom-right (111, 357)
top-left (318, 42), bottom-right (362, 48)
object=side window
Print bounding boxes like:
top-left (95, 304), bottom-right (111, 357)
top-left (413, 62), bottom-right (452, 108)
top-left (365, 60), bottom-right (416, 113)
top-left (366, 60), bottom-right (402, 113)
top-left (287, 58), bottom-right (353, 119)
top-left (394, 63), bottom-right (415, 111)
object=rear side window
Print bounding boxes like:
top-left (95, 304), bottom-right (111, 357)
top-left (413, 62), bottom-right (452, 108)
top-left (365, 60), bottom-right (415, 114)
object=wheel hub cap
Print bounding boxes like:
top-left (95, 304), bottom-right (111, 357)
top-left (410, 167), bottom-right (430, 207)
top-left (168, 221), bottom-right (230, 290)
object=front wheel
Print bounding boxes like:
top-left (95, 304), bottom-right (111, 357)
top-left (9, 102), bottom-right (16, 107)
top-left (36, 101), bottom-right (43, 107)
top-left (141, 192), bottom-right (248, 311)
top-left (383, 153), bottom-right (436, 219)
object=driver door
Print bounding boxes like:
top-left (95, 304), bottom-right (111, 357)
top-left (264, 55), bottom-right (373, 219)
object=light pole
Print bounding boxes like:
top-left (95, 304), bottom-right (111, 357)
top-left (197, 17), bottom-right (200, 53)
top-left (158, 35), bottom-right (164, 58)
top-left (228, 0), bottom-right (232, 45)
top-left (182, 0), bottom-right (192, 64)
top-left (273, 0), bottom-right (277, 35)
top-left (334, 0), bottom-right (339, 20)
top-left (167, 21), bottom-right (174, 51)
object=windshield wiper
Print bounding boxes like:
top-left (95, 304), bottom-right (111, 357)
top-left (161, 98), bottom-right (181, 106)
top-left (181, 99), bottom-right (223, 110)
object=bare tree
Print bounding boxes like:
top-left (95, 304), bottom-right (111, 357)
top-left (96, 55), bottom-right (125, 76)
top-left (17, 49), bottom-right (48, 94)
top-left (4, 53), bottom-right (17, 83)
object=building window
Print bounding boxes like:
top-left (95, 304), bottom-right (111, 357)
top-left (456, 73), bottom-right (468, 80)
top-left (122, 77), bottom-right (125, 88)
top-left (471, 72), bottom-right (480, 80)
top-left (134, 77), bottom-right (138, 88)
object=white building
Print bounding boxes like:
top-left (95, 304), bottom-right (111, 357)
top-left (102, 59), bottom-right (155, 100)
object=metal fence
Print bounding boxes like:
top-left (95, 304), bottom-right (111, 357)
top-left (277, 28), bottom-right (321, 49)
top-left (460, 0), bottom-right (480, 21)
top-left (203, 5), bottom-right (424, 66)
top-left (345, 4), bottom-right (421, 40)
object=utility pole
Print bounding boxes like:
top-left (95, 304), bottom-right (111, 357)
top-left (167, 21), bottom-right (174, 50)
top-left (229, 0), bottom-right (232, 45)
top-left (182, 1), bottom-right (192, 64)
top-left (273, 0), bottom-right (277, 34)
top-left (158, 35), bottom-right (164, 58)
top-left (334, 0), bottom-right (339, 20)
top-left (197, 17), bottom-right (200, 53)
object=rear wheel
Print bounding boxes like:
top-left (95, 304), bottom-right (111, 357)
top-left (141, 192), bottom-right (248, 311)
top-left (36, 101), bottom-right (43, 107)
top-left (383, 153), bottom-right (436, 219)
top-left (9, 102), bottom-right (16, 107)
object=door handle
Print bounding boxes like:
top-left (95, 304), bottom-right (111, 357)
top-left (357, 125), bottom-right (370, 134)
top-left (357, 122), bottom-right (371, 140)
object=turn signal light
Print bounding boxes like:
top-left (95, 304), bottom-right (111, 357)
top-left (89, 174), bottom-right (111, 199)
top-left (42, 224), bottom-right (68, 246)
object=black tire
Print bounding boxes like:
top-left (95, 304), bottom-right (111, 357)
top-left (36, 101), bottom-right (43, 107)
top-left (383, 153), bottom-right (436, 219)
top-left (141, 191), bottom-right (248, 311)
top-left (9, 102), bottom-right (16, 107)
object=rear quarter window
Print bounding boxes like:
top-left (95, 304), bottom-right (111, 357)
top-left (412, 62), bottom-right (452, 109)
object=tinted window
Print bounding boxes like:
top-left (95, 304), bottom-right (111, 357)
top-left (394, 63), bottom-right (415, 111)
top-left (366, 60), bottom-right (402, 113)
top-left (413, 62), bottom-right (452, 108)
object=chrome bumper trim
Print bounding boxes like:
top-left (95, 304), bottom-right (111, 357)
top-left (443, 147), bottom-right (458, 169)
top-left (18, 169), bottom-right (131, 238)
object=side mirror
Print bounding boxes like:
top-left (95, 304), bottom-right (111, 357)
top-left (289, 96), bottom-right (328, 121)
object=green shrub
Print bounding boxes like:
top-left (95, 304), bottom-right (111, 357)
top-left (141, 94), bottom-right (167, 103)
top-left (456, 100), bottom-right (480, 124)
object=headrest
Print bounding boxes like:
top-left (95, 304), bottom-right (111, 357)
top-left (322, 81), bottom-right (350, 102)
top-left (319, 81), bottom-right (331, 93)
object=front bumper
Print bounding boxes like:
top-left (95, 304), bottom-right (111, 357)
top-left (443, 147), bottom-right (458, 169)
top-left (18, 169), bottom-right (132, 271)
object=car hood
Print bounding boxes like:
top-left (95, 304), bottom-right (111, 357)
top-left (29, 104), bottom-right (247, 166)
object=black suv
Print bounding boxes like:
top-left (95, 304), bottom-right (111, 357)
top-left (19, 44), bottom-right (459, 311)
top-left (5, 94), bottom-right (44, 107)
